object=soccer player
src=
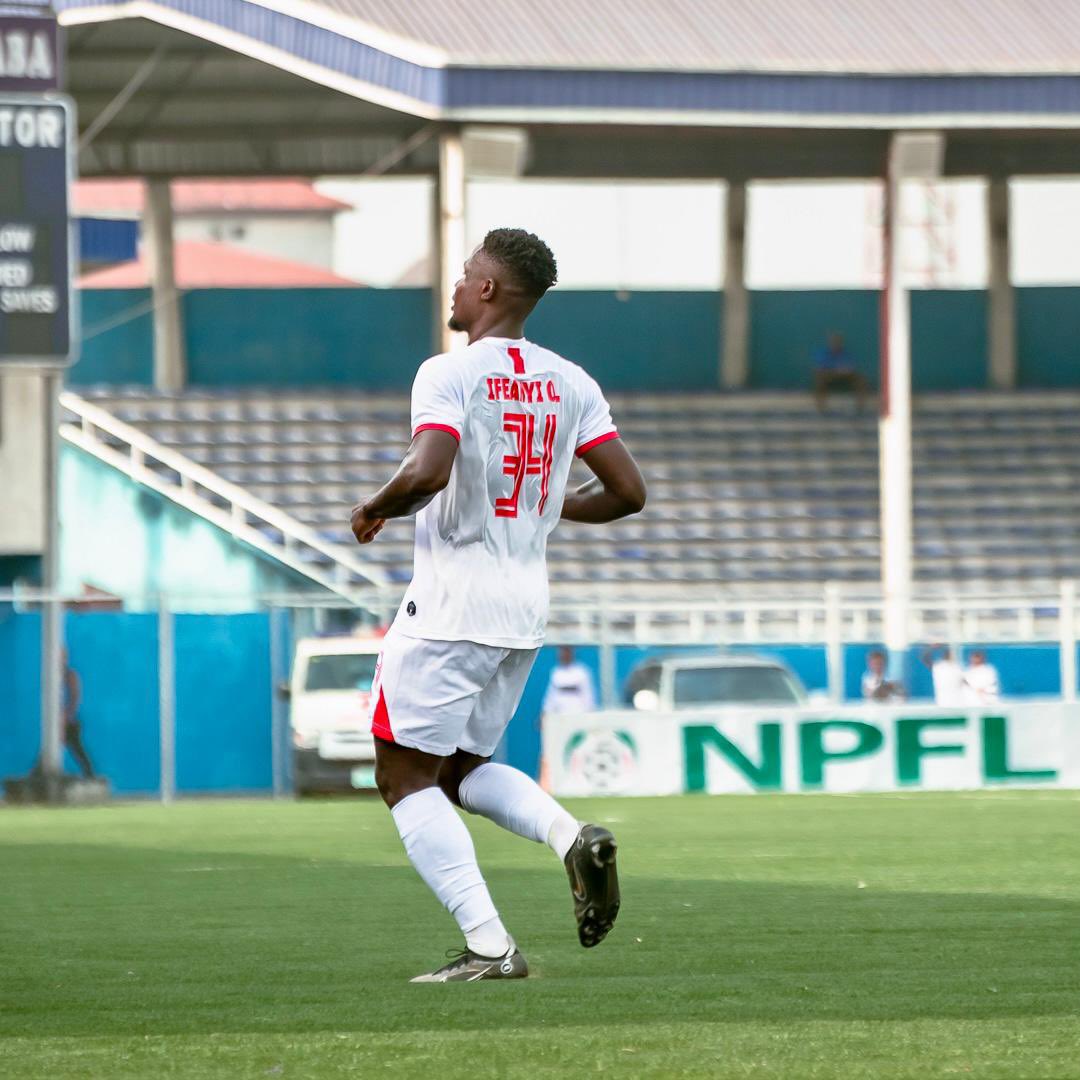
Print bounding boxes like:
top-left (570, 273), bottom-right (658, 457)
top-left (350, 228), bottom-right (646, 982)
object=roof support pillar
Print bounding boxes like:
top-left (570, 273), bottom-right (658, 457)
top-left (721, 179), bottom-right (749, 389)
top-left (987, 176), bottom-right (1016, 389)
top-left (879, 134), bottom-right (928, 663)
top-left (144, 179), bottom-right (186, 391)
top-left (435, 130), bottom-right (467, 355)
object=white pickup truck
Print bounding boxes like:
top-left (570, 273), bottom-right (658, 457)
top-left (287, 636), bottom-right (381, 795)
top-left (623, 653), bottom-right (812, 711)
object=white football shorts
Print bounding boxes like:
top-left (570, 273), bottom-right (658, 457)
top-left (368, 630), bottom-right (539, 757)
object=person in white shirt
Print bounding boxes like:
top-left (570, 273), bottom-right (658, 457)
top-left (350, 228), bottom-right (646, 983)
top-left (920, 644), bottom-right (967, 707)
top-left (543, 646), bottom-right (597, 715)
top-left (860, 649), bottom-right (906, 703)
top-left (964, 649), bottom-right (1001, 704)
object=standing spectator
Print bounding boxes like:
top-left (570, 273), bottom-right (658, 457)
top-left (813, 332), bottom-right (870, 413)
top-left (920, 644), bottom-right (967, 706)
top-left (861, 649), bottom-right (906, 702)
top-left (964, 649), bottom-right (1001, 704)
top-left (542, 646), bottom-right (596, 716)
top-left (61, 649), bottom-right (96, 779)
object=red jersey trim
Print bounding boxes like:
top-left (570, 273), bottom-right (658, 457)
top-left (575, 430), bottom-right (620, 457)
top-left (508, 346), bottom-right (526, 375)
top-left (371, 686), bottom-right (394, 743)
top-left (413, 422), bottom-right (461, 442)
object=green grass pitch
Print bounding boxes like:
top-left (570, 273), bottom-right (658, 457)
top-left (2, 791), bottom-right (1078, 1078)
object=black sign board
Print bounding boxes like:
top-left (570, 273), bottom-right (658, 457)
top-left (0, 94), bottom-right (74, 367)
top-left (0, 13), bottom-right (60, 92)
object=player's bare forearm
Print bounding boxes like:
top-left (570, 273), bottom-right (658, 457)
top-left (351, 429), bottom-right (459, 544)
top-left (561, 478), bottom-right (646, 523)
top-left (561, 438), bottom-right (647, 523)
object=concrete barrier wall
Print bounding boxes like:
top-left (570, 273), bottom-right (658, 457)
top-left (72, 286), bottom-right (1080, 391)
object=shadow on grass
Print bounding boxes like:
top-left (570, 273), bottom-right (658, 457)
top-left (2, 841), bottom-right (1078, 1038)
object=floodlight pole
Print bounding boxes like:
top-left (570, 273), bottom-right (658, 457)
top-left (879, 136), bottom-right (916, 669)
top-left (39, 369), bottom-right (64, 797)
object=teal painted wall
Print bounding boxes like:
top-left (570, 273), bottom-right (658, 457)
top-left (74, 288), bottom-right (154, 385)
top-left (910, 290), bottom-right (988, 390)
top-left (750, 290), bottom-right (880, 389)
top-left (71, 286), bottom-right (1080, 392)
top-left (531, 290), bottom-right (721, 390)
top-left (184, 288), bottom-right (432, 387)
top-left (59, 445), bottom-right (323, 610)
top-left (1016, 287), bottom-right (1080, 387)
top-left (0, 555), bottom-right (41, 587)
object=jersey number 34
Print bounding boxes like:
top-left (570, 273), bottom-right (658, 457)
top-left (495, 411), bottom-right (557, 519)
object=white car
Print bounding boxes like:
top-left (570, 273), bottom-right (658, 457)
top-left (624, 653), bottom-right (811, 711)
top-left (288, 636), bottom-right (381, 795)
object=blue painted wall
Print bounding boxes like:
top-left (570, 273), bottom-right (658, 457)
top-left (79, 218), bottom-right (138, 265)
top-left (175, 614), bottom-right (274, 793)
top-left (66, 612), bottom-right (161, 795)
top-left (1016, 287), bottom-right (1080, 387)
top-left (0, 608), bottom-right (41, 779)
top-left (2, 618), bottom-right (1074, 792)
top-left (72, 286), bottom-right (1080, 392)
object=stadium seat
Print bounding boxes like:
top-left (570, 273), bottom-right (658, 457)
top-left (69, 388), bottom-right (1080, 592)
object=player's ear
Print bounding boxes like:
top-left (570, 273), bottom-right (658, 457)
top-left (480, 276), bottom-right (496, 302)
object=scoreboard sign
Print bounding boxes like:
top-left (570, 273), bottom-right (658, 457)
top-left (0, 15), bottom-right (60, 92)
top-left (0, 94), bottom-right (75, 367)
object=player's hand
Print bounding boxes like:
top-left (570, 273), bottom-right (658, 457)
top-left (350, 504), bottom-right (385, 544)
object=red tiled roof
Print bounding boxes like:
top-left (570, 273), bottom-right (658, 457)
top-left (79, 241), bottom-right (361, 289)
top-left (74, 179), bottom-right (351, 217)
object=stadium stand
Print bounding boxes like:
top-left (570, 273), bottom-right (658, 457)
top-left (66, 388), bottom-right (1080, 593)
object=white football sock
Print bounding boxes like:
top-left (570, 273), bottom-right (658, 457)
top-left (390, 786), bottom-right (511, 955)
top-left (459, 762), bottom-right (580, 862)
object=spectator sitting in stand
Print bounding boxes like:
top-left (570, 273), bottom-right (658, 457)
top-left (813, 332), bottom-right (870, 413)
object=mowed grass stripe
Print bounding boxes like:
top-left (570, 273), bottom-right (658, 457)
top-left (1, 792), bottom-right (1078, 1078)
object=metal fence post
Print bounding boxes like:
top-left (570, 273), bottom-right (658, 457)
top-left (824, 582), bottom-right (844, 703)
top-left (598, 604), bottom-right (616, 709)
top-left (158, 604), bottom-right (175, 804)
top-left (269, 607), bottom-right (288, 798)
top-left (1060, 580), bottom-right (1076, 704)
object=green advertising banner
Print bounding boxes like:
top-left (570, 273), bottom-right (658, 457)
top-left (544, 704), bottom-right (1080, 797)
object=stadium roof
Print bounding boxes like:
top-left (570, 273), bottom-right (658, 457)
top-left (51, 0), bottom-right (1080, 177)
top-left (74, 179), bottom-right (350, 217)
top-left (79, 240), bottom-right (360, 287)
top-left (291, 0), bottom-right (1080, 76)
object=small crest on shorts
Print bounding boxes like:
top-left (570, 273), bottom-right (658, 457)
top-left (406, 601), bottom-right (417, 616)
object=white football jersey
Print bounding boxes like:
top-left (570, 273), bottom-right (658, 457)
top-left (391, 336), bottom-right (618, 649)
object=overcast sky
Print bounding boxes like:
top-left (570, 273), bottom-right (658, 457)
top-left (317, 177), bottom-right (1080, 290)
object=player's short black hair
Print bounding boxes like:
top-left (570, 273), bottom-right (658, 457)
top-left (482, 228), bottom-right (558, 301)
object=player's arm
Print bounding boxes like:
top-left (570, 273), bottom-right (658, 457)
top-left (561, 438), bottom-right (647, 524)
top-left (350, 430), bottom-right (459, 544)
top-left (919, 644), bottom-right (942, 669)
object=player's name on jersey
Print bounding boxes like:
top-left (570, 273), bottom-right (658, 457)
top-left (0, 104), bottom-right (63, 148)
top-left (486, 376), bottom-right (562, 404)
